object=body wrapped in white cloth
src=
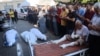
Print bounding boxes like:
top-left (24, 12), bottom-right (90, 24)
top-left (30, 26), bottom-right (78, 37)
top-left (30, 28), bottom-right (47, 41)
top-left (4, 29), bottom-right (18, 46)
top-left (21, 31), bottom-right (37, 45)
top-left (21, 28), bottom-right (47, 45)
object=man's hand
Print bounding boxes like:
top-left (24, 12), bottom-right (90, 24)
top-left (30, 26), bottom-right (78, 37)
top-left (88, 24), bottom-right (96, 30)
top-left (86, 18), bottom-right (90, 23)
top-left (67, 35), bottom-right (72, 41)
top-left (59, 42), bottom-right (77, 49)
top-left (77, 37), bottom-right (84, 45)
top-left (65, 17), bottom-right (70, 20)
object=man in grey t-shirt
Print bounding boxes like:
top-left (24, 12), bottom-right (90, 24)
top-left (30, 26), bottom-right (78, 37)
top-left (88, 2), bottom-right (100, 56)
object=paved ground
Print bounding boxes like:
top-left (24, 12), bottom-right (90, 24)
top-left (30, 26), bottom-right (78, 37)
top-left (0, 20), bottom-right (58, 56)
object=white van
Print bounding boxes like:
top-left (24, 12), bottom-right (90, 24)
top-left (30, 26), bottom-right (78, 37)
top-left (16, 7), bottom-right (28, 20)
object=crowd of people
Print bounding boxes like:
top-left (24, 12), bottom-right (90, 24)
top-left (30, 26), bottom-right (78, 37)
top-left (0, 9), bottom-right (18, 31)
top-left (34, 2), bottom-right (100, 56)
top-left (0, 2), bottom-right (100, 56)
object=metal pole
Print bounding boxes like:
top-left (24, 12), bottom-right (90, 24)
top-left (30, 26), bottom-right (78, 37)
top-left (28, 42), bottom-right (34, 56)
top-left (16, 43), bottom-right (24, 56)
top-left (28, 35), bottom-right (34, 56)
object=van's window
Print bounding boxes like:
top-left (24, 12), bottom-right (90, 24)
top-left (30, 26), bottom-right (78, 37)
top-left (25, 9), bottom-right (27, 12)
top-left (20, 9), bottom-right (24, 13)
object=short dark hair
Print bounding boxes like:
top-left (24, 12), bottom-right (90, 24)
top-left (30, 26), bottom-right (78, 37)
top-left (0, 11), bottom-right (3, 15)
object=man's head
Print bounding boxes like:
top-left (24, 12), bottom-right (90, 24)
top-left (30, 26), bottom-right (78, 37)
top-left (61, 4), bottom-right (66, 10)
top-left (74, 3), bottom-right (81, 10)
top-left (68, 5), bottom-right (74, 11)
top-left (75, 20), bottom-right (83, 30)
top-left (10, 9), bottom-right (12, 11)
top-left (93, 2), bottom-right (100, 16)
top-left (9, 9), bottom-right (14, 12)
top-left (0, 11), bottom-right (3, 15)
top-left (86, 3), bottom-right (93, 10)
top-left (56, 3), bottom-right (62, 9)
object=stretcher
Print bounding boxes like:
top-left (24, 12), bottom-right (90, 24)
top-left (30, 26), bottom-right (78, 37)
top-left (34, 41), bottom-right (88, 56)
top-left (64, 48), bottom-right (88, 56)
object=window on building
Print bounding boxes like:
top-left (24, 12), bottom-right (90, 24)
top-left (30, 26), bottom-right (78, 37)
top-left (17, 3), bottom-right (20, 7)
top-left (4, 5), bottom-right (13, 11)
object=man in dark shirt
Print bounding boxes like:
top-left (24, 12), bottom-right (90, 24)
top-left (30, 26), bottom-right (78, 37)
top-left (14, 10), bottom-right (18, 23)
top-left (84, 3), bottom-right (95, 26)
top-left (66, 5), bottom-right (77, 34)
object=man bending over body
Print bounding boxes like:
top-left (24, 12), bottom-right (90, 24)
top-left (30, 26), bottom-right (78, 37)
top-left (52, 20), bottom-right (89, 49)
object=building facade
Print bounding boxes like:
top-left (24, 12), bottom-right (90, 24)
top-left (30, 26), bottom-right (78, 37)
top-left (0, 0), bottom-right (24, 10)
top-left (54, 0), bottom-right (70, 2)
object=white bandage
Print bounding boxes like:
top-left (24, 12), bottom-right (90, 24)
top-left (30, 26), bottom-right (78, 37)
top-left (51, 35), bottom-right (67, 44)
top-left (60, 42), bottom-right (77, 49)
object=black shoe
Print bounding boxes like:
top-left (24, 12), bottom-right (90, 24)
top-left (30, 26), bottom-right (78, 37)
top-left (3, 41), bottom-right (9, 47)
